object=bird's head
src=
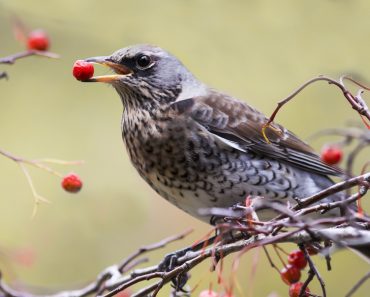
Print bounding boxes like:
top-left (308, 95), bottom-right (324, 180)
top-left (84, 44), bottom-right (204, 109)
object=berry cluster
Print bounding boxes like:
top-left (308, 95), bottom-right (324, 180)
top-left (280, 250), bottom-right (310, 297)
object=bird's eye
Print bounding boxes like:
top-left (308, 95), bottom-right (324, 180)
top-left (136, 55), bottom-right (152, 69)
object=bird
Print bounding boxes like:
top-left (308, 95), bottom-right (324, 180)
top-left (82, 44), bottom-right (346, 224)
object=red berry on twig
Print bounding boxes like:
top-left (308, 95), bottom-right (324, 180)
top-left (320, 145), bottom-right (342, 165)
top-left (280, 265), bottom-right (301, 285)
top-left (62, 173), bottom-right (83, 193)
top-left (27, 30), bottom-right (49, 51)
top-left (288, 250), bottom-right (307, 270)
top-left (289, 282), bottom-right (310, 297)
top-left (73, 60), bottom-right (94, 81)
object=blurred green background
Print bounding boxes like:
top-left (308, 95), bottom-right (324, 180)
top-left (0, 0), bottom-right (369, 296)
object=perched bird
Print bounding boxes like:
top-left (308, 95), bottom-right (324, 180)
top-left (83, 44), bottom-right (345, 224)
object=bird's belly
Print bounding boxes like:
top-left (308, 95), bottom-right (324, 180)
top-left (143, 161), bottom-right (301, 223)
top-left (144, 171), bottom-right (239, 223)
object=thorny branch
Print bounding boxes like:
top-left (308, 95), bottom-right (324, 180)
top-left (0, 171), bottom-right (368, 297)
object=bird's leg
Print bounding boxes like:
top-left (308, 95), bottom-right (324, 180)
top-left (159, 216), bottom-right (249, 273)
top-left (158, 234), bottom-right (218, 272)
top-left (158, 234), bottom-right (219, 292)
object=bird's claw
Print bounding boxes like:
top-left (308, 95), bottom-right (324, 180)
top-left (158, 247), bottom-right (191, 272)
top-left (159, 248), bottom-right (192, 290)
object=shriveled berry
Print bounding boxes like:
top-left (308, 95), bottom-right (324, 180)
top-left (27, 30), bottom-right (49, 51)
top-left (289, 282), bottom-right (310, 297)
top-left (305, 244), bottom-right (318, 255)
top-left (73, 60), bottom-right (94, 81)
top-left (321, 145), bottom-right (342, 165)
top-left (280, 265), bottom-right (301, 285)
top-left (288, 250), bottom-right (307, 270)
top-left (199, 289), bottom-right (218, 297)
top-left (114, 289), bottom-right (131, 297)
top-left (62, 173), bottom-right (83, 193)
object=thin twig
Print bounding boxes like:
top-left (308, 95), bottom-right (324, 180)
top-left (0, 50), bottom-right (59, 65)
top-left (345, 270), bottom-right (370, 297)
top-left (301, 246), bottom-right (326, 297)
top-left (118, 228), bottom-right (193, 273)
top-left (262, 75), bottom-right (370, 142)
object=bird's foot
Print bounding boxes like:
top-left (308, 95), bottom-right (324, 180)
top-left (159, 248), bottom-right (193, 291)
top-left (158, 247), bottom-right (192, 272)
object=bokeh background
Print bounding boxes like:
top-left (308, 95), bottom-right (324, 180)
top-left (0, 0), bottom-right (369, 296)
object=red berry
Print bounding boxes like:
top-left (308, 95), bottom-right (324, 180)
top-left (280, 265), bottom-right (301, 285)
top-left (27, 30), bottom-right (49, 51)
top-left (321, 145), bottom-right (342, 165)
top-left (73, 60), bottom-right (94, 81)
top-left (199, 290), bottom-right (218, 297)
top-left (289, 282), bottom-right (310, 297)
top-left (62, 173), bottom-right (83, 193)
top-left (288, 250), bottom-right (307, 270)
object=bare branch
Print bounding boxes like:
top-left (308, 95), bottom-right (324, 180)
top-left (262, 75), bottom-right (370, 143)
top-left (345, 270), bottom-right (370, 297)
top-left (0, 50), bottom-right (59, 65)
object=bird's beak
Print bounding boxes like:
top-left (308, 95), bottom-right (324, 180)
top-left (83, 56), bottom-right (132, 83)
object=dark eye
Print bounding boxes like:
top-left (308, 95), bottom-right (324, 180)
top-left (136, 54), bottom-right (152, 69)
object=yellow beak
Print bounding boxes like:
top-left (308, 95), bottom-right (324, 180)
top-left (83, 56), bottom-right (132, 83)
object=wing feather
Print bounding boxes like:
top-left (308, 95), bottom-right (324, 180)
top-left (170, 91), bottom-right (342, 176)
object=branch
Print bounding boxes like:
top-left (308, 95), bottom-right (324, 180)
top-left (262, 75), bottom-right (370, 142)
top-left (0, 50), bottom-right (59, 65)
top-left (345, 270), bottom-right (370, 297)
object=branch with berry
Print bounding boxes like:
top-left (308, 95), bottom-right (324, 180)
top-left (0, 148), bottom-right (84, 216)
top-left (1, 17), bottom-right (83, 216)
top-left (0, 16), bottom-right (59, 77)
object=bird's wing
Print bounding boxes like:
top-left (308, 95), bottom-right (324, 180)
top-left (170, 91), bottom-right (342, 176)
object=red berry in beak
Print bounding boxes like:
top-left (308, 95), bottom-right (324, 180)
top-left (27, 30), bottom-right (49, 51)
top-left (73, 60), bottom-right (94, 81)
top-left (62, 173), bottom-right (83, 193)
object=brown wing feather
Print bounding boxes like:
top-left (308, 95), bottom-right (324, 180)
top-left (170, 90), bottom-right (342, 176)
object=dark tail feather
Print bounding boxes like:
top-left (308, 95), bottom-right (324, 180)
top-left (350, 246), bottom-right (370, 263)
